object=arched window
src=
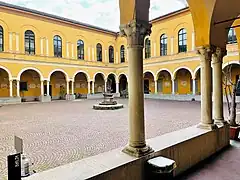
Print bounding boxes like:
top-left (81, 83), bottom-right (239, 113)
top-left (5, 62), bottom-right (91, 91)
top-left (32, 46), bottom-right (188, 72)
top-left (77, 40), bottom-right (84, 60)
top-left (145, 38), bottom-right (151, 58)
top-left (178, 28), bottom-right (187, 53)
top-left (160, 34), bottom-right (167, 56)
top-left (54, 35), bottom-right (62, 57)
top-left (228, 28), bottom-right (237, 44)
top-left (96, 43), bottom-right (102, 62)
top-left (25, 30), bottom-right (35, 55)
top-left (109, 46), bottom-right (114, 63)
top-left (0, 26), bottom-right (3, 52)
top-left (120, 45), bottom-right (125, 63)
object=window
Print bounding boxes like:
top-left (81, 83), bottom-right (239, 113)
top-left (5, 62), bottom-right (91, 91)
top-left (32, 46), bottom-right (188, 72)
top-left (145, 38), bottom-right (151, 58)
top-left (120, 45), bottom-right (125, 63)
top-left (178, 28), bottom-right (187, 53)
top-left (228, 28), bottom-right (237, 44)
top-left (0, 26), bottom-right (3, 52)
top-left (25, 30), bottom-right (35, 55)
top-left (109, 46), bottom-right (114, 63)
top-left (54, 35), bottom-right (62, 57)
top-left (160, 34), bottom-right (167, 56)
top-left (77, 40), bottom-right (84, 60)
top-left (96, 43), bottom-right (102, 62)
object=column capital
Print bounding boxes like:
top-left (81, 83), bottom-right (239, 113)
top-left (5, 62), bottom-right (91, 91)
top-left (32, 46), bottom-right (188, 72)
top-left (212, 47), bottom-right (227, 64)
top-left (119, 20), bottom-right (152, 47)
top-left (197, 46), bottom-right (214, 62)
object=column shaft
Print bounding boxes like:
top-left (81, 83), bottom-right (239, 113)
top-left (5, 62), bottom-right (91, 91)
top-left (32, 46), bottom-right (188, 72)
top-left (116, 82), bottom-right (119, 94)
top-left (66, 81), bottom-right (70, 94)
top-left (41, 81), bottom-right (44, 96)
top-left (172, 79), bottom-right (175, 95)
top-left (9, 80), bottom-right (13, 97)
top-left (71, 81), bottom-right (74, 95)
top-left (104, 80), bottom-right (107, 92)
top-left (198, 46), bottom-right (216, 129)
top-left (192, 79), bottom-right (196, 95)
top-left (16, 80), bottom-right (20, 97)
top-left (155, 80), bottom-right (158, 94)
top-left (47, 81), bottom-right (50, 96)
top-left (88, 81), bottom-right (91, 94)
top-left (92, 81), bottom-right (95, 94)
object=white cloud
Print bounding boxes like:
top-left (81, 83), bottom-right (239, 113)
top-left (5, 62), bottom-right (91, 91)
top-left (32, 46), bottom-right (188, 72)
top-left (1, 0), bottom-right (187, 31)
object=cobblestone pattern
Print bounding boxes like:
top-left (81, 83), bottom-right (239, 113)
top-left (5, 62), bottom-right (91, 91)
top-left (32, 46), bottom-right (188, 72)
top-left (0, 99), bottom-right (227, 178)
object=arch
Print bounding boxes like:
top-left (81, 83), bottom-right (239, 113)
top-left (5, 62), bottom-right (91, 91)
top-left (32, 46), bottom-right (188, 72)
top-left (17, 67), bottom-right (43, 81)
top-left (143, 70), bottom-right (156, 81)
top-left (173, 66), bottom-right (193, 79)
top-left (107, 72), bottom-right (117, 82)
top-left (73, 70), bottom-right (90, 82)
top-left (118, 73), bottom-right (129, 82)
top-left (173, 22), bottom-right (189, 35)
top-left (48, 69), bottom-right (69, 82)
top-left (0, 65), bottom-right (12, 80)
top-left (93, 72), bottom-right (106, 82)
top-left (156, 68), bottom-right (173, 80)
top-left (223, 61), bottom-right (240, 70)
top-left (193, 66), bottom-right (201, 79)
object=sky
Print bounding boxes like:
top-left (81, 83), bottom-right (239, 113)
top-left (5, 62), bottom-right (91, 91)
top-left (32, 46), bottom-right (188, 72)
top-left (2, 0), bottom-right (188, 31)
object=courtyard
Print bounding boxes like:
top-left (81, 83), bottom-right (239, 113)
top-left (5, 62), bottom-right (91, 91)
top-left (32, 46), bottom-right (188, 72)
top-left (0, 98), bottom-right (231, 178)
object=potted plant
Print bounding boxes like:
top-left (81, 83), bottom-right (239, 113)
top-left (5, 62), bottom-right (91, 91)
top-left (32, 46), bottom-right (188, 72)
top-left (223, 65), bottom-right (240, 140)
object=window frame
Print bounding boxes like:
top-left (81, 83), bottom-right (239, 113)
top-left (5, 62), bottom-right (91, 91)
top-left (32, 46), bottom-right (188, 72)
top-left (178, 28), bottom-right (187, 53)
top-left (109, 46), bottom-right (114, 63)
top-left (77, 40), bottom-right (84, 60)
top-left (145, 38), bottom-right (151, 59)
top-left (228, 28), bottom-right (237, 44)
top-left (0, 26), bottom-right (3, 52)
top-left (96, 43), bottom-right (102, 62)
top-left (160, 34), bottom-right (167, 56)
top-left (25, 30), bottom-right (35, 55)
top-left (120, 45), bottom-right (125, 63)
top-left (53, 35), bottom-right (62, 58)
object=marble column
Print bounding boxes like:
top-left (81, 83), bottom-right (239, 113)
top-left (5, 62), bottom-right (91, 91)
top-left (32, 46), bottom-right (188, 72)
top-left (120, 21), bottom-right (153, 157)
top-left (16, 80), bottom-right (20, 97)
top-left (92, 81), bottom-right (95, 94)
top-left (116, 82), bottom-right (120, 94)
top-left (104, 80), bottom-right (107, 92)
top-left (212, 47), bottom-right (227, 125)
top-left (66, 81), bottom-right (70, 95)
top-left (172, 78), bottom-right (175, 95)
top-left (197, 46), bottom-right (217, 130)
top-left (9, 80), bottom-right (13, 97)
top-left (88, 81), bottom-right (91, 94)
top-left (155, 80), bottom-right (158, 94)
top-left (192, 78), bottom-right (196, 95)
top-left (47, 81), bottom-right (50, 96)
top-left (40, 80), bottom-right (44, 96)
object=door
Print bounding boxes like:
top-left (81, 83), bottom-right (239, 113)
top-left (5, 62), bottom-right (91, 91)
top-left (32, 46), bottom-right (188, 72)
top-left (144, 80), bottom-right (149, 94)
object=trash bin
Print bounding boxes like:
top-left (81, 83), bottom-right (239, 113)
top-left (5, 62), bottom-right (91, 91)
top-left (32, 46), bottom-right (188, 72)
top-left (146, 156), bottom-right (176, 180)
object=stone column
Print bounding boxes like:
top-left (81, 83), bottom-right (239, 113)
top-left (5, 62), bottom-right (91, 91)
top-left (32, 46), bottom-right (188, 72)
top-left (47, 81), bottom-right (50, 96)
top-left (88, 81), bottom-right (91, 94)
top-left (116, 82), bottom-right (120, 94)
top-left (197, 46), bottom-right (217, 130)
top-left (155, 80), bottom-right (158, 94)
top-left (192, 78), bottom-right (196, 95)
top-left (9, 80), bottom-right (13, 97)
top-left (16, 80), bottom-right (20, 97)
top-left (172, 78), bottom-right (175, 95)
top-left (66, 81), bottom-right (70, 95)
top-left (92, 81), bottom-right (95, 94)
top-left (41, 80), bottom-right (44, 96)
top-left (120, 21), bottom-right (153, 157)
top-left (104, 80), bottom-right (107, 92)
top-left (71, 81), bottom-right (74, 95)
top-left (212, 47), bottom-right (226, 125)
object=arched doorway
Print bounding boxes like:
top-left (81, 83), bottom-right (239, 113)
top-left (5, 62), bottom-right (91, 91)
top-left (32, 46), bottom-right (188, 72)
top-left (20, 70), bottom-right (41, 102)
top-left (74, 72), bottom-right (88, 98)
top-left (50, 71), bottom-right (67, 100)
top-left (143, 72), bottom-right (155, 94)
top-left (119, 74), bottom-right (128, 96)
top-left (0, 68), bottom-right (10, 97)
top-left (107, 74), bottom-right (116, 93)
top-left (195, 68), bottom-right (201, 95)
top-left (174, 68), bottom-right (192, 95)
top-left (94, 73), bottom-right (105, 93)
top-left (156, 70), bottom-right (172, 94)
top-left (223, 63), bottom-right (240, 95)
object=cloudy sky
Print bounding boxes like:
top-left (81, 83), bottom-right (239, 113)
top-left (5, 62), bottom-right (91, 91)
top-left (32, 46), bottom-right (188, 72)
top-left (2, 0), bottom-right (187, 31)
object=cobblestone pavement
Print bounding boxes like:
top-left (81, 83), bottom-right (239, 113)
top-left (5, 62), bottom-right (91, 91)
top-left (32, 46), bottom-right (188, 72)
top-left (0, 99), bottom-right (220, 178)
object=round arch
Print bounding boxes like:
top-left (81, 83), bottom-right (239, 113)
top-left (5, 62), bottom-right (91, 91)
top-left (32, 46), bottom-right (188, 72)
top-left (107, 72), bottom-right (117, 81)
top-left (93, 72), bottom-right (106, 82)
top-left (173, 66), bottom-right (194, 79)
top-left (48, 69), bottom-right (69, 81)
top-left (193, 66), bottom-right (201, 79)
top-left (223, 61), bottom-right (240, 70)
top-left (118, 73), bottom-right (129, 82)
top-left (73, 70), bottom-right (90, 82)
top-left (17, 67), bottom-right (43, 81)
top-left (0, 65), bottom-right (12, 80)
top-left (156, 68), bottom-right (173, 80)
top-left (143, 70), bottom-right (156, 80)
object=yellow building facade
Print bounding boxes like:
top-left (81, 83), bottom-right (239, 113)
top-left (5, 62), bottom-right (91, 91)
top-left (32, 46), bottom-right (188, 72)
top-left (0, 3), bottom-right (239, 102)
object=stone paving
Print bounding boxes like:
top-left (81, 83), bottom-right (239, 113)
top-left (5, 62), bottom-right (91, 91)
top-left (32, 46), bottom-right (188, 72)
top-left (0, 99), bottom-right (218, 178)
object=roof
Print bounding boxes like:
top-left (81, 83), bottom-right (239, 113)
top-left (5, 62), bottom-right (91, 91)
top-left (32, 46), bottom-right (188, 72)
top-left (0, 1), bottom-right (117, 35)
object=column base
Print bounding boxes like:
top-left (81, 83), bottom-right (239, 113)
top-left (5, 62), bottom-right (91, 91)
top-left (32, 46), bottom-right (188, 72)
top-left (214, 119), bottom-right (228, 127)
top-left (122, 144), bottom-right (154, 158)
top-left (197, 123), bottom-right (218, 130)
top-left (39, 95), bottom-right (51, 103)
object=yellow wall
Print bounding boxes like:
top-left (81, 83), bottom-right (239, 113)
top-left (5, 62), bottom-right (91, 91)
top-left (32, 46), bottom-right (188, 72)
top-left (176, 69), bottom-right (191, 95)
top-left (74, 73), bottom-right (88, 94)
top-left (0, 69), bottom-right (9, 97)
top-left (0, 6), bottom-right (239, 99)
